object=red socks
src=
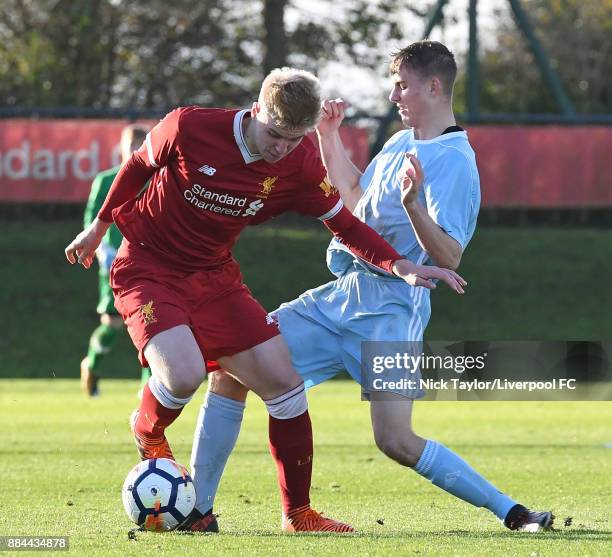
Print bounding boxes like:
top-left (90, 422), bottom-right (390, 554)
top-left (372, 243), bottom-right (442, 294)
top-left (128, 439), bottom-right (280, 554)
top-left (268, 410), bottom-right (313, 515)
top-left (135, 383), bottom-right (183, 439)
top-left (137, 381), bottom-right (314, 516)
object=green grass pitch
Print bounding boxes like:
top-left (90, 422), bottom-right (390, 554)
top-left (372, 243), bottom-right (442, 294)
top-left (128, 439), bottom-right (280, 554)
top-left (2, 379), bottom-right (611, 556)
top-left (3, 220), bottom-right (612, 379)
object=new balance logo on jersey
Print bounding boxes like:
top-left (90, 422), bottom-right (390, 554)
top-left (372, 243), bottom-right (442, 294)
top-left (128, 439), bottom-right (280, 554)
top-left (197, 164), bottom-right (216, 176)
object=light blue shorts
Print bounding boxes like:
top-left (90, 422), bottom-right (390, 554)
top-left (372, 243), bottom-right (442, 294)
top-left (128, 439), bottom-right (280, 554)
top-left (273, 268), bottom-right (431, 394)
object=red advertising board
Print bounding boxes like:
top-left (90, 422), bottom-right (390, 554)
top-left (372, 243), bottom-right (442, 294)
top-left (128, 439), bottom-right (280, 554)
top-left (0, 120), bottom-right (151, 203)
top-left (0, 119), bottom-right (610, 207)
top-left (0, 119), bottom-right (369, 203)
top-left (468, 126), bottom-right (612, 208)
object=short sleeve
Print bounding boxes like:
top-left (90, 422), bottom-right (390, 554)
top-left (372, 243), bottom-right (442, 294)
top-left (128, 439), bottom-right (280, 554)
top-left (136, 108), bottom-right (181, 169)
top-left (423, 153), bottom-right (478, 248)
top-left (295, 147), bottom-right (344, 221)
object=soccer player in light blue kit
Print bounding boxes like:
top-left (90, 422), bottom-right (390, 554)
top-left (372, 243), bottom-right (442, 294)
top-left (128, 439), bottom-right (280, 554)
top-left (186, 41), bottom-right (554, 533)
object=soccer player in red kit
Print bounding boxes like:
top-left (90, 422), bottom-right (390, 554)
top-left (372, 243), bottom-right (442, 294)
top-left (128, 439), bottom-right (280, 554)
top-left (65, 67), bottom-right (465, 533)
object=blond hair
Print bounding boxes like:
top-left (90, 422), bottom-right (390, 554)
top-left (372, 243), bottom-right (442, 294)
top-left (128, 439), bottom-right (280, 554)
top-left (258, 67), bottom-right (321, 130)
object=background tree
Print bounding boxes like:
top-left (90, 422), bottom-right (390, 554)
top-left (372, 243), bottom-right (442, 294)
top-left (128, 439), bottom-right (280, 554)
top-left (0, 0), bottom-right (609, 115)
top-left (0, 0), bottom-right (262, 109)
top-left (264, 0), bottom-right (289, 73)
top-left (477, 0), bottom-right (612, 114)
top-left (0, 0), bottom-right (416, 110)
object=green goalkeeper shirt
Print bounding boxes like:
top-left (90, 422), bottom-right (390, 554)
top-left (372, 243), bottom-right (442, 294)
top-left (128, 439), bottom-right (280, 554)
top-left (83, 166), bottom-right (123, 250)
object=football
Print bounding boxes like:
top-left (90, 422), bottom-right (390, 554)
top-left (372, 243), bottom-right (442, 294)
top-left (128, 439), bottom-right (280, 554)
top-left (122, 458), bottom-right (196, 532)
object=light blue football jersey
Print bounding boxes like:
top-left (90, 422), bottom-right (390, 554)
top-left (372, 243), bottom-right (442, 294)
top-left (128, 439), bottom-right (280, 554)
top-left (327, 128), bottom-right (481, 277)
top-left (274, 127), bottom-right (481, 393)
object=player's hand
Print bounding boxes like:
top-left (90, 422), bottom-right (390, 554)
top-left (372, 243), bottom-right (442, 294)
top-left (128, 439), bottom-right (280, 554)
top-left (316, 98), bottom-right (349, 137)
top-left (65, 218), bottom-right (110, 269)
top-left (392, 259), bottom-right (467, 294)
top-left (400, 153), bottom-right (423, 208)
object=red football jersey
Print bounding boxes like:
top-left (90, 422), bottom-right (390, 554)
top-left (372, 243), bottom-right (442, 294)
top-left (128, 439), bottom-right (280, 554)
top-left (110, 107), bottom-right (343, 272)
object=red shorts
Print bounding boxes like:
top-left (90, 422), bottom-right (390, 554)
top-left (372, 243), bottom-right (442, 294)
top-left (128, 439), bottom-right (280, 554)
top-left (110, 240), bottom-right (280, 367)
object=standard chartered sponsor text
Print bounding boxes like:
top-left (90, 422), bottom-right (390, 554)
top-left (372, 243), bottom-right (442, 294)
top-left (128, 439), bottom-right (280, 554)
top-left (184, 183), bottom-right (249, 216)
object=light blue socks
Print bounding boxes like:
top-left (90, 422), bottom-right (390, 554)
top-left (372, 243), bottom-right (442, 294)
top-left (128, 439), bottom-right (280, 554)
top-left (415, 439), bottom-right (516, 520)
top-left (190, 399), bottom-right (517, 521)
top-left (190, 392), bottom-right (245, 514)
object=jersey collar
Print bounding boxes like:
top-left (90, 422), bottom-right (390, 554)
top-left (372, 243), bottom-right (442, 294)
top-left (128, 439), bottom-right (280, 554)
top-left (410, 128), bottom-right (467, 144)
top-left (233, 110), bottom-right (263, 164)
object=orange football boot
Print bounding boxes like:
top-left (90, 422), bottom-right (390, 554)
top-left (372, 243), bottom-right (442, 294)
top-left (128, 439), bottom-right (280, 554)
top-left (282, 505), bottom-right (354, 533)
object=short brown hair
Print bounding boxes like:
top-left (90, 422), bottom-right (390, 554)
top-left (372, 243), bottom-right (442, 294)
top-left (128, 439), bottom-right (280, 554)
top-left (259, 67), bottom-right (321, 130)
top-left (121, 123), bottom-right (148, 143)
top-left (390, 41), bottom-right (457, 96)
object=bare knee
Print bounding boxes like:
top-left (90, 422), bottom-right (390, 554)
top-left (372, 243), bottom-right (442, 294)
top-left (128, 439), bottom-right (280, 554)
top-left (209, 370), bottom-right (249, 402)
top-left (149, 360), bottom-right (205, 397)
top-left (374, 430), bottom-right (425, 468)
top-left (144, 327), bottom-right (206, 397)
top-left (164, 356), bottom-right (205, 396)
top-left (218, 336), bottom-right (302, 400)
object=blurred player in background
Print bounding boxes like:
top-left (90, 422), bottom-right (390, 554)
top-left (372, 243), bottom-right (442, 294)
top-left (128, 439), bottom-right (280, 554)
top-left (191, 41), bottom-right (554, 533)
top-left (80, 124), bottom-right (151, 397)
top-left (65, 67), bottom-right (464, 533)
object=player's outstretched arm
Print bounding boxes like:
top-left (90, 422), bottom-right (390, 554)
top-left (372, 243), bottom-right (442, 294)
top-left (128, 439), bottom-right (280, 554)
top-left (65, 155), bottom-right (152, 268)
top-left (316, 99), bottom-right (363, 212)
top-left (392, 259), bottom-right (466, 294)
top-left (65, 217), bottom-right (111, 269)
top-left (323, 206), bottom-right (466, 293)
top-left (66, 134), bottom-right (163, 269)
